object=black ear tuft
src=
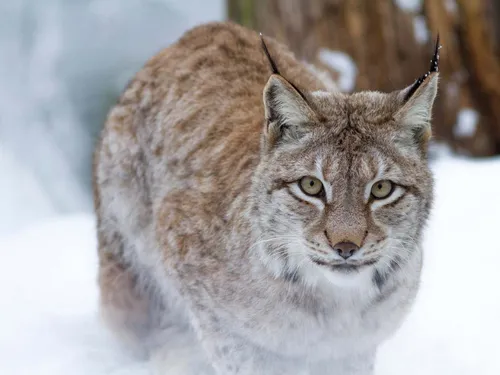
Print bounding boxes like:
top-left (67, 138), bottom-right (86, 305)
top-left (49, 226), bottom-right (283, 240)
top-left (260, 33), bottom-right (280, 76)
top-left (429, 33), bottom-right (441, 74)
top-left (404, 34), bottom-right (441, 102)
top-left (259, 33), bottom-right (308, 103)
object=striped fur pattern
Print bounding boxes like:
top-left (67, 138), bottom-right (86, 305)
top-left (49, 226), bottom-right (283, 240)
top-left (93, 22), bottom-right (438, 375)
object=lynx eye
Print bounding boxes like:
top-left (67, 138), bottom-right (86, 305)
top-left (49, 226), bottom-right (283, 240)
top-left (371, 180), bottom-right (394, 199)
top-left (299, 176), bottom-right (323, 196)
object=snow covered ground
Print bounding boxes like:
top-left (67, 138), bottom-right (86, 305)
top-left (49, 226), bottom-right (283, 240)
top-left (0, 0), bottom-right (224, 227)
top-left (1, 154), bottom-right (500, 375)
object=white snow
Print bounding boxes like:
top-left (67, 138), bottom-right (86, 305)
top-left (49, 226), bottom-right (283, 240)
top-left (394, 0), bottom-right (422, 13)
top-left (0, 0), bottom-right (224, 226)
top-left (454, 108), bottom-right (479, 138)
top-left (1, 156), bottom-right (500, 375)
top-left (318, 49), bottom-right (358, 92)
top-left (446, 80), bottom-right (460, 101)
top-left (0, 215), bottom-right (148, 375)
top-left (413, 15), bottom-right (429, 44)
top-left (303, 61), bottom-right (339, 92)
top-left (445, 0), bottom-right (458, 15)
top-left (0, 143), bottom-right (56, 236)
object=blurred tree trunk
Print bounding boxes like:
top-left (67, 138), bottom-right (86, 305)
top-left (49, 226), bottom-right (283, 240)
top-left (228, 0), bottom-right (500, 156)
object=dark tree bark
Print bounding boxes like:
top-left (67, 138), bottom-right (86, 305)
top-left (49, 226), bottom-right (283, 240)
top-left (228, 0), bottom-right (500, 156)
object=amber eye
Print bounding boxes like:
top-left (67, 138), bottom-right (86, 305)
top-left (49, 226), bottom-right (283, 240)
top-left (299, 176), bottom-right (323, 196)
top-left (371, 180), bottom-right (394, 199)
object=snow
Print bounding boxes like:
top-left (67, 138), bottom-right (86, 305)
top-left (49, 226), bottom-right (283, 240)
top-left (445, 0), bottom-right (458, 15)
top-left (0, 215), bottom-right (148, 375)
top-left (394, 0), bottom-right (422, 13)
top-left (0, 0), bottom-right (223, 234)
top-left (428, 140), bottom-right (454, 160)
top-left (303, 61), bottom-right (339, 92)
top-left (2, 156), bottom-right (500, 375)
top-left (413, 15), bottom-right (429, 44)
top-left (454, 108), bottom-right (479, 138)
top-left (318, 48), bottom-right (358, 92)
top-left (0, 144), bottom-right (56, 236)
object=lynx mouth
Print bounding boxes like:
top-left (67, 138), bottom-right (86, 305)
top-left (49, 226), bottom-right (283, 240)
top-left (311, 258), bottom-right (377, 272)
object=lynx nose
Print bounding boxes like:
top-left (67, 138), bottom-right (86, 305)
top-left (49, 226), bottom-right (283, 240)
top-left (333, 242), bottom-right (360, 260)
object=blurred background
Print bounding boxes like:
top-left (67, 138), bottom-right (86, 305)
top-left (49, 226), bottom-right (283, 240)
top-left (1, 0), bottom-right (499, 235)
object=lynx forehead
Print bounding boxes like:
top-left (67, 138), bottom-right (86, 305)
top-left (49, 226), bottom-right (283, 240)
top-left (93, 22), bottom-right (439, 375)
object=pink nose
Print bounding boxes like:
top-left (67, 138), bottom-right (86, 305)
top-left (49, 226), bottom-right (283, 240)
top-left (332, 242), bottom-right (360, 259)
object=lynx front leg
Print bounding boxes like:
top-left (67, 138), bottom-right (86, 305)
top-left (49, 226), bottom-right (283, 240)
top-left (191, 316), bottom-right (307, 375)
top-left (149, 331), bottom-right (214, 375)
top-left (202, 334), bottom-right (307, 375)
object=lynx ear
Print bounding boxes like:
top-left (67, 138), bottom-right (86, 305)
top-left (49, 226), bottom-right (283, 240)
top-left (260, 33), bottom-right (317, 147)
top-left (395, 35), bottom-right (441, 146)
top-left (396, 74), bottom-right (439, 143)
top-left (263, 75), bottom-right (317, 145)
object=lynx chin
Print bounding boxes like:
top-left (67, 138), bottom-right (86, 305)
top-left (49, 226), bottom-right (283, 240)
top-left (93, 22), bottom-right (440, 375)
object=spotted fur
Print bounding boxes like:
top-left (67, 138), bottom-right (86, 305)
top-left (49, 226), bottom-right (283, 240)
top-left (93, 22), bottom-right (438, 375)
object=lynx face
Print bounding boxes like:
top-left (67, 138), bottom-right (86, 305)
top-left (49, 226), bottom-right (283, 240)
top-left (252, 73), bottom-right (437, 288)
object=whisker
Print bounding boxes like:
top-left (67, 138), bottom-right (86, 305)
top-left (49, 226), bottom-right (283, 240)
top-left (248, 235), bottom-right (304, 252)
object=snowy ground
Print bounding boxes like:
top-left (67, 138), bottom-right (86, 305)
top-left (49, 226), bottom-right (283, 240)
top-left (0, 0), bottom-right (224, 224)
top-left (1, 155), bottom-right (500, 375)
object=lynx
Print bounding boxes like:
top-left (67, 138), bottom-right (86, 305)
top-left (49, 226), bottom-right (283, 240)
top-left (93, 22), bottom-right (439, 375)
